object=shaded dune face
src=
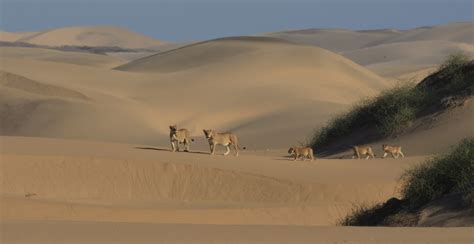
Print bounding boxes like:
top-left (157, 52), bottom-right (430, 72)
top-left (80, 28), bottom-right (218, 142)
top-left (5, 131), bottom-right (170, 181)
top-left (0, 71), bottom-right (88, 100)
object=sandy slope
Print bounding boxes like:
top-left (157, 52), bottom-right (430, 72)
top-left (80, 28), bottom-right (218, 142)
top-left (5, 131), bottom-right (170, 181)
top-left (343, 40), bottom-right (474, 77)
top-left (0, 47), bottom-right (127, 68)
top-left (3, 26), bottom-right (164, 49)
top-left (378, 22), bottom-right (474, 45)
top-left (0, 136), bottom-right (426, 225)
top-left (265, 28), bottom-right (401, 52)
top-left (1, 136), bottom-right (472, 243)
top-left (321, 97), bottom-right (474, 161)
top-left (0, 31), bottom-right (39, 42)
top-left (266, 22), bottom-right (474, 78)
top-left (0, 37), bottom-right (390, 148)
top-left (3, 221), bottom-right (472, 244)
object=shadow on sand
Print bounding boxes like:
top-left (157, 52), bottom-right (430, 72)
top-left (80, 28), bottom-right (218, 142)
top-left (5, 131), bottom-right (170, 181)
top-left (134, 147), bottom-right (210, 155)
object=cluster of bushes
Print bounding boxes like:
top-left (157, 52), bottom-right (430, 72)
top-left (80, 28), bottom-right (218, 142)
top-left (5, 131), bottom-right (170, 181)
top-left (400, 137), bottom-right (474, 210)
top-left (339, 137), bottom-right (474, 226)
top-left (310, 53), bottom-right (473, 150)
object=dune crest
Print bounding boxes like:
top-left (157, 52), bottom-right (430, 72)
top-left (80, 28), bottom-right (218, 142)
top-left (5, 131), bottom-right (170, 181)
top-left (5, 26), bottom-right (165, 49)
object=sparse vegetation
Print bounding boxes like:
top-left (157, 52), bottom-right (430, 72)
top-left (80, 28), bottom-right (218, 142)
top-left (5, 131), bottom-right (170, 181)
top-left (310, 53), bottom-right (473, 150)
top-left (339, 137), bottom-right (474, 226)
top-left (401, 138), bottom-right (474, 210)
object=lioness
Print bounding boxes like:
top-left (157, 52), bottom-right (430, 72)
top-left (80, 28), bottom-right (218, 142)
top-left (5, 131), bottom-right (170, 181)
top-left (352, 145), bottom-right (375, 159)
top-left (382, 144), bottom-right (405, 158)
top-left (169, 125), bottom-right (194, 152)
top-left (203, 129), bottom-right (244, 156)
top-left (288, 147), bottom-right (314, 161)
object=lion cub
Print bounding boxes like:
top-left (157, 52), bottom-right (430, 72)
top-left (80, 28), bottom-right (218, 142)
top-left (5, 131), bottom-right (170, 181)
top-left (382, 144), bottom-right (405, 158)
top-left (352, 145), bottom-right (375, 159)
top-left (203, 129), bottom-right (244, 156)
top-left (169, 125), bottom-right (193, 152)
top-left (288, 147), bottom-right (314, 161)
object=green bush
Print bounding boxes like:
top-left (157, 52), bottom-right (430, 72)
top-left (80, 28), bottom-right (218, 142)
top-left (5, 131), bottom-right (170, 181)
top-left (310, 54), bottom-right (473, 150)
top-left (400, 138), bottom-right (474, 210)
top-left (340, 137), bottom-right (474, 226)
top-left (310, 82), bottom-right (425, 148)
top-left (439, 53), bottom-right (471, 72)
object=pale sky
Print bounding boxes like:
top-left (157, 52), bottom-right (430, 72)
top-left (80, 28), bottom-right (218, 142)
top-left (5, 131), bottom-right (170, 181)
top-left (0, 0), bottom-right (472, 41)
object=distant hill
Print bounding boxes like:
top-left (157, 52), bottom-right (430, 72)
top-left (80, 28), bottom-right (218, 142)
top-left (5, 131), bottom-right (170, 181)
top-left (1, 26), bottom-right (165, 49)
top-left (265, 22), bottom-right (474, 78)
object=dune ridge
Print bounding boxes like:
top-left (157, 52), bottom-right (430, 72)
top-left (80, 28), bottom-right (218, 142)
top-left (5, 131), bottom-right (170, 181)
top-left (0, 37), bottom-right (390, 148)
top-left (0, 71), bottom-right (88, 100)
top-left (266, 22), bottom-right (474, 78)
top-left (2, 26), bottom-right (165, 49)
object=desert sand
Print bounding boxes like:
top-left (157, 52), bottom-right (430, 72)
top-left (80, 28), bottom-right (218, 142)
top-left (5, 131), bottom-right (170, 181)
top-left (1, 26), bottom-right (165, 49)
top-left (0, 36), bottom-right (390, 149)
top-left (1, 23), bottom-right (473, 243)
top-left (2, 136), bottom-right (473, 243)
top-left (0, 31), bottom-right (39, 42)
top-left (267, 22), bottom-right (474, 79)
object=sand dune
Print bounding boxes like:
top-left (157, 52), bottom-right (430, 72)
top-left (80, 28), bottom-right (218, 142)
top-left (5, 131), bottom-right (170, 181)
top-left (1, 136), bottom-right (426, 226)
top-left (0, 47), bottom-right (127, 68)
top-left (266, 22), bottom-right (474, 53)
top-left (266, 22), bottom-right (474, 78)
top-left (0, 37), bottom-right (390, 148)
top-left (0, 31), bottom-right (38, 42)
top-left (1, 136), bottom-right (472, 243)
top-left (265, 28), bottom-right (400, 52)
top-left (6, 26), bottom-right (164, 49)
top-left (377, 22), bottom-right (474, 45)
top-left (343, 40), bottom-right (474, 77)
top-left (0, 71), bottom-right (87, 100)
top-left (324, 97), bottom-right (474, 160)
top-left (1, 23), bottom-right (472, 243)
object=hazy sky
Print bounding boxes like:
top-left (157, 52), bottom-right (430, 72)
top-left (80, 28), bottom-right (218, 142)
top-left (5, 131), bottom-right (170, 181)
top-left (0, 0), bottom-right (472, 42)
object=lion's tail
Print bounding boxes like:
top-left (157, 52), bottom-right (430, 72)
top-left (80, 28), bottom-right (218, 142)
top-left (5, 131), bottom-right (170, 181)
top-left (232, 136), bottom-right (246, 150)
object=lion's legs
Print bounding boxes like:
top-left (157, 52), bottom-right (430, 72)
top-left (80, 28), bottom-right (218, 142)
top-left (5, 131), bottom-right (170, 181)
top-left (383, 152), bottom-right (388, 158)
top-left (184, 139), bottom-right (190, 152)
top-left (232, 144), bottom-right (239, 156)
top-left (170, 141), bottom-right (176, 152)
top-left (399, 151), bottom-right (405, 158)
top-left (224, 145), bottom-right (231, 156)
top-left (365, 154), bottom-right (370, 160)
top-left (210, 143), bottom-right (215, 155)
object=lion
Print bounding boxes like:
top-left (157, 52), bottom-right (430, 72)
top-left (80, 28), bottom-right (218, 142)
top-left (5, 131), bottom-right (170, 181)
top-left (352, 145), bottom-right (375, 159)
top-left (169, 125), bottom-right (194, 152)
top-left (202, 129), bottom-right (244, 156)
top-left (288, 147), bottom-right (314, 161)
top-left (382, 144), bottom-right (405, 158)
